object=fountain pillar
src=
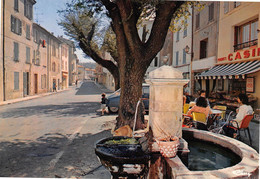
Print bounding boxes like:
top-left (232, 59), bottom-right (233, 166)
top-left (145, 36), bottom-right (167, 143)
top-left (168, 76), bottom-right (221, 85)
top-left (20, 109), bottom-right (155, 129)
top-left (146, 65), bottom-right (189, 139)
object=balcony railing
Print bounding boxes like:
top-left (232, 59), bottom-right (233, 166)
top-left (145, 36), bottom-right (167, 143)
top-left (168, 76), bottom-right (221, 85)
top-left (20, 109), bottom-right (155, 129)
top-left (234, 39), bottom-right (258, 51)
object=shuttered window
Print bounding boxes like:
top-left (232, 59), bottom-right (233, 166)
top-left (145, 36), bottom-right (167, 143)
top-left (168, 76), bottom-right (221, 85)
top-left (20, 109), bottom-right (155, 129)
top-left (11, 15), bottom-right (22, 35)
top-left (26, 47), bottom-right (30, 63)
top-left (14, 42), bottom-right (19, 61)
top-left (176, 51), bottom-right (179, 66)
top-left (26, 24), bottom-right (31, 40)
top-left (41, 74), bottom-right (46, 89)
top-left (176, 31), bottom-right (179, 41)
top-left (14, 72), bottom-right (19, 90)
top-left (183, 20), bottom-right (187, 37)
top-left (14, 0), bottom-right (19, 11)
top-left (224, 2), bottom-right (229, 14)
top-left (24, 0), bottom-right (33, 20)
top-left (183, 49), bottom-right (186, 64)
top-left (208, 3), bottom-right (214, 22)
top-left (196, 13), bottom-right (200, 29)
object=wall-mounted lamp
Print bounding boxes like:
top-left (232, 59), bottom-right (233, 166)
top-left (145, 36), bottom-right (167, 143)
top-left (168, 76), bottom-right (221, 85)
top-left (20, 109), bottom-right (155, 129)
top-left (162, 55), bottom-right (169, 65)
top-left (185, 45), bottom-right (193, 57)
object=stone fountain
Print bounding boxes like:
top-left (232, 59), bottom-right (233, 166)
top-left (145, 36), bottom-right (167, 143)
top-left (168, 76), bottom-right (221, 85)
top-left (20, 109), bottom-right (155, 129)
top-left (145, 65), bottom-right (259, 178)
top-left (95, 65), bottom-right (259, 178)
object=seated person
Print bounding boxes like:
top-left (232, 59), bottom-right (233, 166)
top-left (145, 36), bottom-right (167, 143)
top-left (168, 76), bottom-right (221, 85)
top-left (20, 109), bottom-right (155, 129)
top-left (223, 93), bottom-right (253, 138)
top-left (195, 90), bottom-right (210, 107)
top-left (187, 97), bottom-right (212, 117)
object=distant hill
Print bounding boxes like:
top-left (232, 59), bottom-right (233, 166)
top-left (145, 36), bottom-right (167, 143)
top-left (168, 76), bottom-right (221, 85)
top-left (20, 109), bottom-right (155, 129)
top-left (79, 62), bottom-right (96, 69)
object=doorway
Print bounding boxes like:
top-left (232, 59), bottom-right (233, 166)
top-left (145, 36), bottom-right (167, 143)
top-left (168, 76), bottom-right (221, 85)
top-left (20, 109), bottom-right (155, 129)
top-left (23, 72), bottom-right (29, 96)
top-left (34, 74), bottom-right (38, 94)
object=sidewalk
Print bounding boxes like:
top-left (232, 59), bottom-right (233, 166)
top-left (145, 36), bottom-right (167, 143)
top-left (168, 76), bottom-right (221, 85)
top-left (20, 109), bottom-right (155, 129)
top-left (0, 86), bottom-right (74, 107)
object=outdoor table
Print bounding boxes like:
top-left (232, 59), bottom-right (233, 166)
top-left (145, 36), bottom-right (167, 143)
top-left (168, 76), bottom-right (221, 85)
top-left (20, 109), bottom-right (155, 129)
top-left (210, 109), bottom-right (223, 127)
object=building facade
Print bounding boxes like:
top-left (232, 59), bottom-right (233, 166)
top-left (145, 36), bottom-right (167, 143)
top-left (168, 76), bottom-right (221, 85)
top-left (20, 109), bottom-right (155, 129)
top-left (2, 0), bottom-right (37, 100)
top-left (77, 65), bottom-right (85, 81)
top-left (172, 6), bottom-right (193, 95)
top-left (61, 42), bottom-right (69, 89)
top-left (0, 0), bottom-right (4, 101)
top-left (192, 1), bottom-right (220, 96)
top-left (48, 35), bottom-right (61, 92)
top-left (216, 2), bottom-right (259, 109)
top-left (32, 23), bottom-right (48, 95)
top-left (58, 36), bottom-right (78, 86)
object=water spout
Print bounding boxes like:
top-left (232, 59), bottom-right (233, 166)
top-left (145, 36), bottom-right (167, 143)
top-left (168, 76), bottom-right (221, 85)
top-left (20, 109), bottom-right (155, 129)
top-left (132, 98), bottom-right (142, 137)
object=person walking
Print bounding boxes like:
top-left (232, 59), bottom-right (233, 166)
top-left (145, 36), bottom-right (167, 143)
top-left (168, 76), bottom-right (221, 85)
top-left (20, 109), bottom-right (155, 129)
top-left (53, 81), bottom-right (57, 92)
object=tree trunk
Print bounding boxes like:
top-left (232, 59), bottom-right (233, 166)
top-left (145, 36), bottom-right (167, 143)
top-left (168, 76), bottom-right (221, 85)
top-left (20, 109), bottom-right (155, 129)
top-left (115, 57), bottom-right (146, 130)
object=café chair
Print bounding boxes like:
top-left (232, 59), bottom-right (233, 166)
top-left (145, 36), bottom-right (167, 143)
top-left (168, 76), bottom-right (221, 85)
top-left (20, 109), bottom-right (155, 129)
top-left (227, 114), bottom-right (254, 145)
top-left (183, 103), bottom-right (190, 114)
top-left (192, 112), bottom-right (208, 130)
top-left (213, 105), bottom-right (227, 121)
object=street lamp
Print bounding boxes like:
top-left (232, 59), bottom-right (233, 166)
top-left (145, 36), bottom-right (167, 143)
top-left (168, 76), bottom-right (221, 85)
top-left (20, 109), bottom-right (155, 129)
top-left (185, 45), bottom-right (193, 57)
top-left (162, 55), bottom-right (169, 65)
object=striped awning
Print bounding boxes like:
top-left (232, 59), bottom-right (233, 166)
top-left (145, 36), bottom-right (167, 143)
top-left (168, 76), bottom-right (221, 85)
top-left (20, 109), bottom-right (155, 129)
top-left (196, 60), bottom-right (260, 79)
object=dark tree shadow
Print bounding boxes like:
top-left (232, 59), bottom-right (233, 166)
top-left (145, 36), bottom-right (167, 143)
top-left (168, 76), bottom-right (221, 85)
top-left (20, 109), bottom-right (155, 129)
top-left (0, 102), bottom-right (100, 118)
top-left (0, 130), bottom-right (112, 177)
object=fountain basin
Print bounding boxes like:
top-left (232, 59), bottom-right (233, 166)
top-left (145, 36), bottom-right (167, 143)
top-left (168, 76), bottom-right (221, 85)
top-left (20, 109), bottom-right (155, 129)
top-left (95, 136), bottom-right (150, 178)
top-left (165, 128), bottom-right (259, 178)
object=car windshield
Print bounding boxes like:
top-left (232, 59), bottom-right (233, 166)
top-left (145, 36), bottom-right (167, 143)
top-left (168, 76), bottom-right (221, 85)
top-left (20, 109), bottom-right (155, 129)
top-left (108, 89), bottom-right (121, 98)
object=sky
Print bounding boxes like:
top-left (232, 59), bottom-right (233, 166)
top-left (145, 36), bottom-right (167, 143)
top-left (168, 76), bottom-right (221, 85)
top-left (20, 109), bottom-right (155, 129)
top-left (34, 0), bottom-right (94, 63)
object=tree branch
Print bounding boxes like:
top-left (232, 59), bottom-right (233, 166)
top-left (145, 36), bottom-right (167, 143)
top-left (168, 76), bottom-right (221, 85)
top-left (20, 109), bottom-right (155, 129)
top-left (144, 1), bottom-right (184, 62)
top-left (71, 22), bottom-right (119, 81)
top-left (116, 0), bottom-right (144, 61)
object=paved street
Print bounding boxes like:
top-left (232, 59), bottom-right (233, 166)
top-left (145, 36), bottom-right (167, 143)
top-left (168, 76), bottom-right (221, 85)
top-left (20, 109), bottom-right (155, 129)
top-left (0, 81), bottom-right (114, 178)
top-left (0, 81), bottom-right (258, 178)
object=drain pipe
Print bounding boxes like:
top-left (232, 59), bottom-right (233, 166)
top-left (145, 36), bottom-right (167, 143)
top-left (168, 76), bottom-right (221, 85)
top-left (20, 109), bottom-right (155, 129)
top-left (2, 0), bottom-right (6, 101)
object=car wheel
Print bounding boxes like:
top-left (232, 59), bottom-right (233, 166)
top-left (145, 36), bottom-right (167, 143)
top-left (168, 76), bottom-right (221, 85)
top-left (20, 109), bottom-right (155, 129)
top-left (108, 107), bottom-right (118, 113)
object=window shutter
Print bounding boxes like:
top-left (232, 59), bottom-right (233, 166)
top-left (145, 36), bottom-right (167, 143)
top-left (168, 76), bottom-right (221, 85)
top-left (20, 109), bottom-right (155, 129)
top-left (176, 51), bottom-right (179, 66)
top-left (18, 19), bottom-right (22, 35)
top-left (183, 49), bottom-right (186, 64)
top-left (14, 42), bottom-right (19, 61)
top-left (208, 3), bottom-right (214, 21)
top-left (26, 47), bottom-right (30, 63)
top-left (196, 13), bottom-right (200, 29)
top-left (29, 4), bottom-right (33, 19)
top-left (14, 0), bottom-right (19, 11)
top-left (224, 2), bottom-right (229, 14)
top-left (26, 24), bottom-right (30, 39)
top-left (14, 72), bottom-right (19, 90)
top-left (24, 0), bottom-right (27, 17)
top-left (176, 31), bottom-right (179, 41)
top-left (11, 16), bottom-right (15, 32)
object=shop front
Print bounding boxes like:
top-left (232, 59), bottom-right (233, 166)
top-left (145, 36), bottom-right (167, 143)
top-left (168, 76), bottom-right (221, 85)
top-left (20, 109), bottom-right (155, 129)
top-left (196, 47), bottom-right (260, 110)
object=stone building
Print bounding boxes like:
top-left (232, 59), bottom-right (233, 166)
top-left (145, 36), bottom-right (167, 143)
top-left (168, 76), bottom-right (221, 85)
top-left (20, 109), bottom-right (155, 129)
top-left (31, 23), bottom-right (48, 95)
top-left (60, 42), bottom-right (69, 89)
top-left (48, 34), bottom-right (62, 92)
top-left (0, 0), bottom-right (3, 101)
top-left (1, 0), bottom-right (37, 100)
top-left (58, 37), bottom-right (79, 86)
top-left (192, 1), bottom-right (220, 95)
top-left (77, 65), bottom-right (85, 81)
top-left (197, 2), bottom-right (260, 109)
top-left (172, 6), bottom-right (193, 95)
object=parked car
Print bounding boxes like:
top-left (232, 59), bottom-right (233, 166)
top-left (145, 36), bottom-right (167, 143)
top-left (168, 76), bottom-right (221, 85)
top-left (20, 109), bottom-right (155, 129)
top-left (107, 84), bottom-right (150, 113)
